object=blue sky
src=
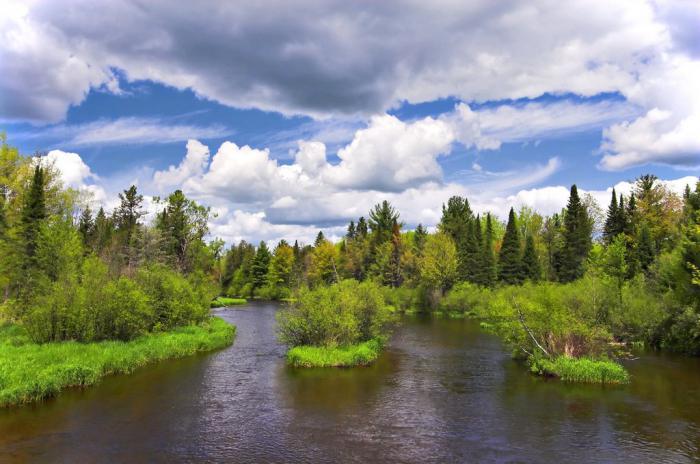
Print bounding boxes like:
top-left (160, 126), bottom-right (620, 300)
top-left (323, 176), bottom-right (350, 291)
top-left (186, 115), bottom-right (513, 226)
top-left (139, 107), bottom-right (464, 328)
top-left (1, 0), bottom-right (699, 244)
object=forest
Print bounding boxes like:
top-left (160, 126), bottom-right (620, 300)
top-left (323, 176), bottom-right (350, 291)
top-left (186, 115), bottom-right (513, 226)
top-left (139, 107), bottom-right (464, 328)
top-left (1, 132), bottom-right (700, 405)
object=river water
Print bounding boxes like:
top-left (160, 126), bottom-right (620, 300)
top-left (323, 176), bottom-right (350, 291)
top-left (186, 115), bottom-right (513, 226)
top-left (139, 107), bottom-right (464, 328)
top-left (1, 302), bottom-right (699, 463)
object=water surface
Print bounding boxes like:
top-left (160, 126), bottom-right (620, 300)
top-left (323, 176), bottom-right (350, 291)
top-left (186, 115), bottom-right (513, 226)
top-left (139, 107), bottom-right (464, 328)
top-left (1, 302), bottom-right (699, 463)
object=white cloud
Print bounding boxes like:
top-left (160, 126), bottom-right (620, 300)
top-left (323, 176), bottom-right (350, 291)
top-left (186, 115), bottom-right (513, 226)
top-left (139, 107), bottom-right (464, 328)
top-left (42, 149), bottom-right (107, 205)
top-left (153, 139), bottom-right (210, 191)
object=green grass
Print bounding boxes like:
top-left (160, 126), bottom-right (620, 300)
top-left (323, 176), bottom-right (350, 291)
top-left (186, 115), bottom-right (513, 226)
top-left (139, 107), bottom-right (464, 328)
top-left (210, 296), bottom-right (248, 308)
top-left (530, 356), bottom-right (630, 384)
top-left (0, 317), bottom-right (235, 407)
top-left (286, 339), bottom-right (383, 367)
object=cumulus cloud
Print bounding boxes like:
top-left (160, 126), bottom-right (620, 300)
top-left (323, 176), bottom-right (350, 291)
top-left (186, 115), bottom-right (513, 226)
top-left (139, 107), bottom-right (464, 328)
top-left (42, 150), bottom-right (107, 204)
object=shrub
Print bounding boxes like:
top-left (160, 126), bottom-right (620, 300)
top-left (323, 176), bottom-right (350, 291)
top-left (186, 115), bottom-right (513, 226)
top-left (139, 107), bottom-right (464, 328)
top-left (277, 279), bottom-right (395, 348)
top-left (286, 339), bottom-right (383, 367)
top-left (530, 356), bottom-right (629, 384)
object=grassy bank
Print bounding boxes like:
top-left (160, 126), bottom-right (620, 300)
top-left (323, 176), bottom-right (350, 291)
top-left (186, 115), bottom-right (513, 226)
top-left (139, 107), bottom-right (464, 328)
top-left (0, 317), bottom-right (235, 407)
top-left (210, 297), bottom-right (247, 308)
top-left (529, 356), bottom-right (630, 384)
top-left (286, 339), bottom-right (383, 367)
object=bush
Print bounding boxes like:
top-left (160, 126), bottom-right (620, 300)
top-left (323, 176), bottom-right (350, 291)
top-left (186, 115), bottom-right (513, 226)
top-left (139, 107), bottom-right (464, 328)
top-left (210, 297), bottom-right (247, 308)
top-left (277, 279), bottom-right (395, 348)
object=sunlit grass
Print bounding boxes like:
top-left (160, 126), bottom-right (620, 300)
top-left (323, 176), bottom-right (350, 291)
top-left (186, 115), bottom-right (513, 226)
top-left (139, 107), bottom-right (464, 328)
top-left (0, 317), bottom-right (235, 407)
top-left (530, 356), bottom-right (630, 384)
top-left (210, 297), bottom-right (247, 308)
top-left (286, 339), bottom-right (383, 367)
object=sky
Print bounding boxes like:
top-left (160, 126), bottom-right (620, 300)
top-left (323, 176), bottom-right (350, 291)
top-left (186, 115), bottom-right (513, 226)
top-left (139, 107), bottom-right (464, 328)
top-left (1, 0), bottom-right (699, 245)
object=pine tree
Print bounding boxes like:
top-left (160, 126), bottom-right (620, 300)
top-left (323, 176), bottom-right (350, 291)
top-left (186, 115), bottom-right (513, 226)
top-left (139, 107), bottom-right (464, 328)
top-left (556, 185), bottom-right (592, 282)
top-left (438, 196), bottom-right (472, 243)
top-left (482, 213), bottom-right (497, 286)
top-left (369, 200), bottom-right (400, 246)
top-left (459, 219), bottom-right (479, 282)
top-left (498, 208), bottom-right (523, 284)
top-left (521, 233), bottom-right (541, 281)
top-left (472, 215), bottom-right (485, 285)
top-left (21, 164), bottom-right (47, 268)
top-left (93, 207), bottom-right (113, 255)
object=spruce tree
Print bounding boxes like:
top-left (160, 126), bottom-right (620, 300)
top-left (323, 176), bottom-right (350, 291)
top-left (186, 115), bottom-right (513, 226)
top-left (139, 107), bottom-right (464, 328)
top-left (482, 213), bottom-right (497, 286)
top-left (459, 219), bottom-right (479, 282)
top-left (472, 215), bottom-right (485, 284)
top-left (356, 216), bottom-right (368, 238)
top-left (556, 185), bottom-right (592, 282)
top-left (498, 208), bottom-right (523, 285)
top-left (346, 221), bottom-right (356, 240)
top-left (21, 164), bottom-right (47, 268)
top-left (603, 188), bottom-right (619, 244)
top-left (521, 233), bottom-right (541, 281)
top-left (636, 223), bottom-right (655, 272)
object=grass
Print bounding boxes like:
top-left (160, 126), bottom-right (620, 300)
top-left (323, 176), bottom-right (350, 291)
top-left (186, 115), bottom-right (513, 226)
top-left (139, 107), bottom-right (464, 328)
top-left (210, 296), bottom-right (247, 308)
top-left (286, 339), bottom-right (383, 367)
top-left (530, 355), bottom-right (630, 384)
top-left (0, 317), bottom-right (235, 408)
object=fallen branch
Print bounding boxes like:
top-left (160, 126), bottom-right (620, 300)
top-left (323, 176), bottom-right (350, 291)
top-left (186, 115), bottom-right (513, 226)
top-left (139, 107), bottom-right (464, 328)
top-left (514, 298), bottom-right (551, 359)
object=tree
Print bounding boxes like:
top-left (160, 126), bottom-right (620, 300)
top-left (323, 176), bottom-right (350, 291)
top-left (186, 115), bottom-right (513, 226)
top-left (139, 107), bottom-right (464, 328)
top-left (251, 241), bottom-right (271, 290)
top-left (555, 185), bottom-right (592, 282)
top-left (356, 216), bottom-right (368, 238)
top-left (20, 164), bottom-right (47, 270)
top-left (603, 234), bottom-right (628, 305)
top-left (438, 196), bottom-right (472, 242)
top-left (314, 231), bottom-right (326, 247)
top-left (346, 221), bottom-right (356, 240)
top-left (309, 239), bottom-right (340, 285)
top-left (77, 207), bottom-right (94, 249)
top-left (413, 223), bottom-right (428, 254)
top-left (481, 213), bottom-right (497, 287)
top-left (92, 207), bottom-right (114, 255)
top-left (419, 232), bottom-right (458, 295)
top-left (521, 233), bottom-right (541, 282)
top-left (369, 200), bottom-right (400, 246)
top-left (155, 189), bottom-right (210, 272)
top-left (636, 223), bottom-right (655, 272)
top-left (498, 208), bottom-right (523, 285)
top-left (114, 185), bottom-right (145, 242)
top-left (603, 188), bottom-right (623, 244)
top-left (267, 241), bottom-right (295, 288)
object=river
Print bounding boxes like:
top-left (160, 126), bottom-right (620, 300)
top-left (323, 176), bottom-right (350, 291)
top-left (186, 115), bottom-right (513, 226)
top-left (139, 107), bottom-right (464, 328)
top-left (1, 302), bottom-right (699, 463)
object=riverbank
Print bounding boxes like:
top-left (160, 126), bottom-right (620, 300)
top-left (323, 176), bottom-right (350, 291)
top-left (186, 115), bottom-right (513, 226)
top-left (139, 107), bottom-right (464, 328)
top-left (211, 297), bottom-right (248, 308)
top-left (286, 339), bottom-right (383, 367)
top-left (0, 317), bottom-right (235, 408)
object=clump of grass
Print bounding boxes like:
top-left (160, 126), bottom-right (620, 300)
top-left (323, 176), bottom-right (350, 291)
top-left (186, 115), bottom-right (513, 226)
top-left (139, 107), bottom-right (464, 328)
top-left (0, 317), bottom-right (235, 408)
top-left (210, 297), bottom-right (247, 308)
top-left (286, 339), bottom-right (383, 367)
top-left (530, 356), bottom-right (630, 384)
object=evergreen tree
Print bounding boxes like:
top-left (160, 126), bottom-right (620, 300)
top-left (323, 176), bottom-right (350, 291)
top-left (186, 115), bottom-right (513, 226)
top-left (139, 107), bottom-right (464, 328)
top-left (521, 233), bottom-right (541, 281)
top-left (459, 219), bottom-right (479, 282)
top-left (92, 207), bottom-right (114, 255)
top-left (414, 223), bottom-right (428, 254)
top-left (498, 208), bottom-right (523, 285)
top-left (356, 216), bottom-right (368, 238)
top-left (77, 207), bottom-right (94, 249)
top-left (438, 196), bottom-right (472, 243)
top-left (482, 213), bottom-right (497, 286)
top-left (21, 164), bottom-right (47, 269)
top-left (555, 185), bottom-right (592, 283)
top-left (636, 223), bottom-right (655, 272)
top-left (603, 188), bottom-right (619, 244)
top-left (314, 231), bottom-right (326, 247)
top-left (252, 241), bottom-right (271, 290)
top-left (155, 190), bottom-right (209, 272)
top-left (346, 221), bottom-right (356, 240)
top-left (114, 185), bottom-right (145, 242)
top-left (368, 200), bottom-right (400, 246)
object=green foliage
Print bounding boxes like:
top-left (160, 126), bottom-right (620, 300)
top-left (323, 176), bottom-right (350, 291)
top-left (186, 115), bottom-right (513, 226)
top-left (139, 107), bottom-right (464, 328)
top-left (276, 279), bottom-right (394, 349)
top-left (251, 241), bottom-right (271, 290)
top-left (498, 208), bottom-right (523, 284)
top-left (555, 185), bottom-right (593, 282)
top-left (0, 318), bottom-right (234, 407)
top-left (530, 356), bottom-right (629, 384)
top-left (418, 232), bottom-right (458, 294)
top-left (210, 297), bottom-right (247, 308)
top-left (286, 338), bottom-right (382, 367)
top-left (521, 233), bottom-right (541, 282)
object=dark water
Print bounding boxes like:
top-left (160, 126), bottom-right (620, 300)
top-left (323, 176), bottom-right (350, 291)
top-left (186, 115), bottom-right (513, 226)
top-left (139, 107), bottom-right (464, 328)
top-left (2, 302), bottom-right (700, 463)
